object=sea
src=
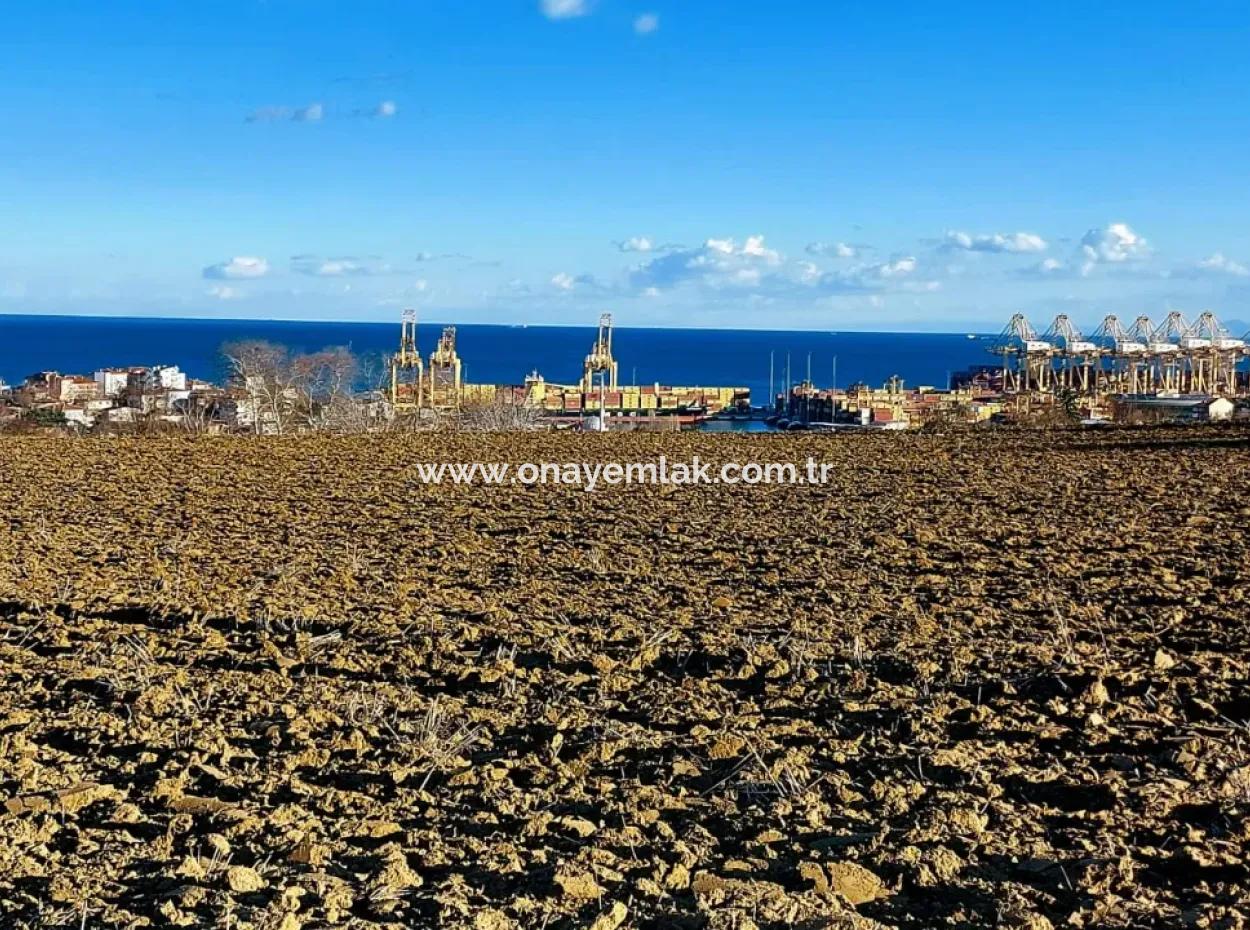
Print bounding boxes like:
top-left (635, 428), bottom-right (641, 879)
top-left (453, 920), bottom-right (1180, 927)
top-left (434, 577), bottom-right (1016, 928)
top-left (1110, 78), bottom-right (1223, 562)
top-left (0, 314), bottom-right (998, 405)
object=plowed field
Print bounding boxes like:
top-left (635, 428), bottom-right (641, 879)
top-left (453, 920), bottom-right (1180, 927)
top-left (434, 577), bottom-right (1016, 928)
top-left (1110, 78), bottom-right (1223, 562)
top-left (1, 428), bottom-right (1248, 929)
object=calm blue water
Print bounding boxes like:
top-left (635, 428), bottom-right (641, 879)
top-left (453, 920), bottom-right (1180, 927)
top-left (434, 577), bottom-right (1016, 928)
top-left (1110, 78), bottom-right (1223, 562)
top-left (0, 314), bottom-right (997, 402)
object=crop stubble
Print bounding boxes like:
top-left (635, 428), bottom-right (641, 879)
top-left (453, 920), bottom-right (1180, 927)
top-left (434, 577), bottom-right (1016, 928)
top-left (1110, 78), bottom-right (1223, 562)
top-left (0, 428), bottom-right (1248, 929)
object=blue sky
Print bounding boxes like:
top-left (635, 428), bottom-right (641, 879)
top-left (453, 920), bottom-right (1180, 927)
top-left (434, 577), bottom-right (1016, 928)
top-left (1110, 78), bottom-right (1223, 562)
top-left (2, 0), bottom-right (1249, 332)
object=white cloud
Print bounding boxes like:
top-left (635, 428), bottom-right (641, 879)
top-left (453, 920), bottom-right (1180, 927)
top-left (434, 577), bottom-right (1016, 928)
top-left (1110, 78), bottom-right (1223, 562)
top-left (741, 235), bottom-right (781, 263)
top-left (1191, 252), bottom-right (1250, 278)
top-left (354, 100), bottom-right (399, 119)
top-left (292, 256), bottom-right (385, 277)
top-left (316, 260), bottom-right (363, 276)
top-left (944, 230), bottom-right (1048, 253)
top-left (800, 255), bottom-right (939, 296)
top-left (634, 13), bottom-right (659, 35)
top-left (541, 0), bottom-right (589, 19)
top-left (616, 236), bottom-right (654, 253)
top-left (806, 241), bottom-right (859, 259)
top-left (1080, 222), bottom-right (1148, 273)
top-left (1019, 257), bottom-right (1068, 278)
top-left (873, 256), bottom-right (917, 278)
top-left (626, 235), bottom-right (938, 301)
top-left (548, 272), bottom-right (610, 293)
top-left (630, 235), bottom-right (784, 293)
top-left (250, 100), bottom-right (395, 122)
top-left (203, 256), bottom-right (270, 280)
top-left (208, 285), bottom-right (243, 300)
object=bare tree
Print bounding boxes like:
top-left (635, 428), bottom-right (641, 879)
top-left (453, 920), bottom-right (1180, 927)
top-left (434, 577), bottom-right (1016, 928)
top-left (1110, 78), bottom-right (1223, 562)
top-left (222, 340), bottom-right (298, 434)
top-left (221, 341), bottom-right (378, 434)
top-left (219, 341), bottom-right (548, 434)
top-left (179, 399), bottom-right (220, 435)
top-left (291, 346), bottom-right (358, 431)
top-left (457, 393), bottom-right (546, 432)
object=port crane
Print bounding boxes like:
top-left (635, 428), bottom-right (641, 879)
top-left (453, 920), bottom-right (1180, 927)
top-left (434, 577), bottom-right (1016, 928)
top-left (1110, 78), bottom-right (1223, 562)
top-left (427, 326), bottom-right (464, 410)
top-left (991, 314), bottom-right (1054, 392)
top-left (992, 310), bottom-right (1249, 399)
top-left (581, 313), bottom-right (619, 393)
top-left (1188, 311), bottom-right (1244, 395)
top-left (1042, 315), bottom-right (1100, 394)
top-left (387, 312), bottom-right (465, 410)
top-left (1146, 312), bottom-right (1187, 393)
top-left (1090, 315), bottom-right (1148, 394)
top-left (382, 309), bottom-right (746, 422)
top-left (389, 308), bottom-right (424, 410)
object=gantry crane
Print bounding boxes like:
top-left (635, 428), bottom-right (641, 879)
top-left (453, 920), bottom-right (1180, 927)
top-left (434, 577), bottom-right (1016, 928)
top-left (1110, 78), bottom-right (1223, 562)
top-left (427, 326), bottom-right (464, 409)
top-left (1188, 311), bottom-right (1244, 395)
top-left (1149, 312), bottom-right (1188, 393)
top-left (1043, 314), bottom-right (1101, 394)
top-left (581, 313), bottom-right (619, 393)
top-left (989, 309), bottom-right (1249, 400)
top-left (1090, 315), bottom-right (1150, 394)
top-left (389, 308), bottom-right (424, 409)
top-left (990, 313), bottom-right (1054, 392)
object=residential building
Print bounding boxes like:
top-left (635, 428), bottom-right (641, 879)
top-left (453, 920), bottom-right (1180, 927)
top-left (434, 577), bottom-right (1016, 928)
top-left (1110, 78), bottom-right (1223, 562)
top-left (94, 368), bottom-right (136, 398)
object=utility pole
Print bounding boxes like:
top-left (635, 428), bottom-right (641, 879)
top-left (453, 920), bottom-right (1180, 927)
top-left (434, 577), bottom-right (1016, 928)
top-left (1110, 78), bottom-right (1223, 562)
top-left (769, 350), bottom-right (774, 408)
top-left (806, 351), bottom-right (812, 386)
top-left (832, 355), bottom-right (837, 390)
top-left (599, 369), bottom-right (607, 432)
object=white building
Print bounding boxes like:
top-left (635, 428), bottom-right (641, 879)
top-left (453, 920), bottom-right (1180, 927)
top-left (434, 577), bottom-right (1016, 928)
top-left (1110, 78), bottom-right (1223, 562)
top-left (63, 408), bottom-right (97, 429)
top-left (1207, 397), bottom-right (1235, 421)
top-left (1118, 394), bottom-right (1239, 423)
top-left (150, 365), bottom-right (187, 391)
top-left (94, 368), bottom-right (133, 398)
top-left (55, 375), bottom-right (102, 403)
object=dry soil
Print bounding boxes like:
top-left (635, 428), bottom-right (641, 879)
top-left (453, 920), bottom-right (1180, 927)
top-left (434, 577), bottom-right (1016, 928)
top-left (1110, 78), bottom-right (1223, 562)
top-left (1, 428), bottom-right (1248, 929)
